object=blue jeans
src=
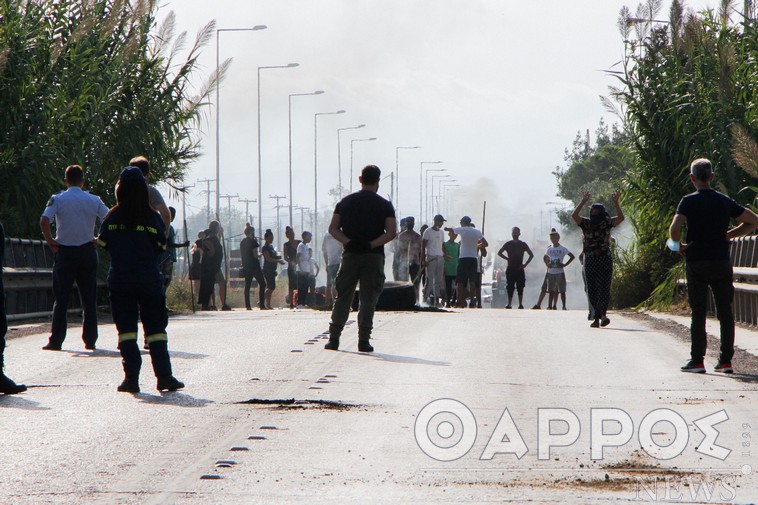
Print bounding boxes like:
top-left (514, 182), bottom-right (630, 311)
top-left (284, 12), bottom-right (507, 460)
top-left (329, 253), bottom-right (385, 340)
top-left (50, 244), bottom-right (99, 347)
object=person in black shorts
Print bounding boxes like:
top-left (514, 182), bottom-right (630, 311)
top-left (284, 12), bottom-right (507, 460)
top-left (261, 229), bottom-right (284, 309)
top-left (325, 165), bottom-right (397, 352)
top-left (497, 226), bottom-right (534, 309)
top-left (670, 158), bottom-right (758, 374)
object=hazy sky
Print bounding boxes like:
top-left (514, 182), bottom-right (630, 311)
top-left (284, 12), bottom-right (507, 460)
top-left (159, 0), bottom-right (716, 243)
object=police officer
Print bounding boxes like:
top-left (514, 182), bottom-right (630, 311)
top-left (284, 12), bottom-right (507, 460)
top-left (325, 165), bottom-right (397, 352)
top-left (40, 165), bottom-right (109, 351)
top-left (1, 222), bottom-right (27, 394)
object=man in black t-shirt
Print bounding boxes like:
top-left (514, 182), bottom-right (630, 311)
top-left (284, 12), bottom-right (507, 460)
top-left (670, 158), bottom-right (758, 374)
top-left (325, 165), bottom-right (397, 352)
top-left (497, 226), bottom-right (534, 309)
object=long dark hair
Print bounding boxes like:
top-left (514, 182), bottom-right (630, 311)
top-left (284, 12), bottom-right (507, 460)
top-left (114, 179), bottom-right (155, 229)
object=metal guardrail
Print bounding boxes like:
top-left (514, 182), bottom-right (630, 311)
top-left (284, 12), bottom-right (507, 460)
top-left (2, 237), bottom-right (107, 320)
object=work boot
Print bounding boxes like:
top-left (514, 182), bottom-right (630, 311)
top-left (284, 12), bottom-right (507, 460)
top-left (358, 339), bottom-right (374, 353)
top-left (157, 375), bottom-right (185, 392)
top-left (117, 377), bottom-right (140, 393)
top-left (324, 338), bottom-right (340, 351)
top-left (0, 372), bottom-right (27, 394)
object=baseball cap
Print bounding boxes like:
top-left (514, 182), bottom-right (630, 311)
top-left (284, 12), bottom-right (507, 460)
top-left (460, 215), bottom-right (472, 225)
top-left (433, 214), bottom-right (446, 222)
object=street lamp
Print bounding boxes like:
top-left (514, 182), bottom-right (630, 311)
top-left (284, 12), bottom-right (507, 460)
top-left (257, 62), bottom-right (299, 235)
top-left (215, 25), bottom-right (267, 221)
top-left (419, 161), bottom-right (442, 222)
top-left (430, 174), bottom-right (451, 219)
top-left (425, 168), bottom-right (446, 224)
top-left (314, 109), bottom-right (345, 256)
top-left (337, 124), bottom-right (365, 198)
top-left (350, 138), bottom-right (377, 192)
top-left (289, 90), bottom-right (324, 228)
top-left (395, 146), bottom-right (420, 216)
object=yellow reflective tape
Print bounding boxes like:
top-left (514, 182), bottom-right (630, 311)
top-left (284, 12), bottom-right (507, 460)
top-left (145, 333), bottom-right (168, 344)
top-left (96, 239), bottom-right (107, 248)
top-left (118, 332), bottom-right (138, 343)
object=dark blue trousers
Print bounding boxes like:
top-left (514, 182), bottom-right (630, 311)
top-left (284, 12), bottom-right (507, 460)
top-left (50, 244), bottom-right (99, 347)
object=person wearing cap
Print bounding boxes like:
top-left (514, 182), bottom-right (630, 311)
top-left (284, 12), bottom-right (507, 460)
top-left (497, 226), bottom-right (534, 309)
top-left (325, 165), bottom-right (397, 353)
top-left (97, 167), bottom-right (184, 393)
top-left (572, 189), bottom-right (624, 328)
top-left (670, 158), bottom-right (758, 374)
top-left (40, 164), bottom-right (109, 351)
top-left (1, 221), bottom-right (27, 394)
top-left (422, 214), bottom-right (447, 306)
top-left (445, 216), bottom-right (488, 308)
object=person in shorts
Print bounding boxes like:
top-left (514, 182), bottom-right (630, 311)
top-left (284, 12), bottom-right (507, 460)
top-left (445, 216), bottom-right (488, 308)
top-left (544, 229), bottom-right (575, 310)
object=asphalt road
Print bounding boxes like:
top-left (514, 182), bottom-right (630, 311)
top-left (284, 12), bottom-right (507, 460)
top-left (1, 307), bottom-right (757, 504)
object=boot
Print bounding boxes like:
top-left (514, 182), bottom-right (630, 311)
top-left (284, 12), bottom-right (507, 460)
top-left (357, 337), bottom-right (374, 353)
top-left (324, 338), bottom-right (340, 351)
top-left (149, 341), bottom-right (184, 392)
top-left (117, 340), bottom-right (142, 393)
top-left (0, 372), bottom-right (27, 394)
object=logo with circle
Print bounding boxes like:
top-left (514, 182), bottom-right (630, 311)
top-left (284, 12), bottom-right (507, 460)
top-left (414, 398), bottom-right (477, 461)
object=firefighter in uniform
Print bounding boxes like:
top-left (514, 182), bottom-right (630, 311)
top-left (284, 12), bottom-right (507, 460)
top-left (98, 167), bottom-right (184, 393)
top-left (40, 165), bottom-right (109, 351)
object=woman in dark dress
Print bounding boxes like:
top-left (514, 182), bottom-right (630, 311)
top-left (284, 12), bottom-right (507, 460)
top-left (240, 224), bottom-right (265, 310)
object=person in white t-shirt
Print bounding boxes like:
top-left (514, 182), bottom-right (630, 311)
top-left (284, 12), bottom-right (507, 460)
top-left (322, 232), bottom-right (343, 304)
top-left (422, 214), bottom-right (447, 306)
top-left (296, 232), bottom-right (313, 308)
top-left (444, 215), bottom-right (488, 308)
top-left (544, 229), bottom-right (575, 310)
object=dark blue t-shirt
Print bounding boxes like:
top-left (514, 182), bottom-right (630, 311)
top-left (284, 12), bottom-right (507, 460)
top-left (98, 209), bottom-right (166, 283)
top-left (676, 189), bottom-right (745, 262)
top-left (333, 190), bottom-right (395, 255)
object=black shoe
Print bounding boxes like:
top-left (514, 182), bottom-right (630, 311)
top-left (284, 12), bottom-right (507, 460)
top-left (324, 339), bottom-right (340, 351)
top-left (85, 343), bottom-right (96, 350)
top-left (590, 319), bottom-right (600, 328)
top-left (505, 305), bottom-right (512, 309)
top-left (221, 304), bottom-right (232, 311)
top-left (358, 340), bottom-right (374, 353)
top-left (681, 360), bottom-right (706, 373)
top-left (42, 343), bottom-right (62, 351)
top-left (518, 305), bottom-right (524, 309)
top-left (117, 379), bottom-right (140, 393)
top-left (157, 376), bottom-right (185, 392)
top-left (600, 317), bottom-right (611, 327)
top-left (0, 373), bottom-right (27, 394)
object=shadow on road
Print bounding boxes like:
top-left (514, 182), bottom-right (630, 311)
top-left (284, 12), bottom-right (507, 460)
top-left (134, 391), bottom-right (214, 407)
top-left (339, 350), bottom-right (450, 366)
top-left (0, 395), bottom-right (51, 411)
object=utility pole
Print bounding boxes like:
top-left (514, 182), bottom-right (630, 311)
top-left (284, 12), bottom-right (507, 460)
top-left (269, 194), bottom-right (287, 248)
top-left (197, 178), bottom-right (216, 223)
top-left (239, 198), bottom-right (257, 226)
top-left (219, 193), bottom-right (239, 282)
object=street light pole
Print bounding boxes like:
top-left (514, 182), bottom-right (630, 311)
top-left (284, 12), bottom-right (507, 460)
top-left (419, 161), bottom-right (442, 221)
top-left (336, 124), bottom-right (365, 199)
top-left (215, 25), bottom-right (266, 221)
top-left (425, 169), bottom-right (446, 224)
top-left (395, 146), bottom-right (420, 217)
top-left (350, 137), bottom-right (377, 193)
top-left (257, 62), bottom-right (299, 236)
top-left (288, 90), bottom-right (324, 229)
top-left (430, 174), bottom-right (450, 219)
top-left (313, 109), bottom-right (345, 257)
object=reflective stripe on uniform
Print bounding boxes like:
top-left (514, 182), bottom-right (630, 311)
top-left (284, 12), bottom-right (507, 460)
top-left (145, 333), bottom-right (168, 344)
top-left (118, 332), bottom-right (138, 343)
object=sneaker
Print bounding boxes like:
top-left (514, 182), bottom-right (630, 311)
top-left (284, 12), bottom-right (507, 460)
top-left (117, 379), bottom-right (140, 393)
top-left (532, 305), bottom-right (541, 310)
top-left (324, 339), bottom-right (340, 351)
top-left (714, 362), bottom-right (734, 374)
top-left (590, 320), bottom-right (600, 328)
top-left (681, 360), bottom-right (706, 373)
top-left (156, 376), bottom-right (185, 392)
top-left (600, 317), bottom-right (611, 327)
top-left (518, 305), bottom-right (524, 309)
top-left (505, 305), bottom-right (512, 309)
top-left (358, 340), bottom-right (374, 353)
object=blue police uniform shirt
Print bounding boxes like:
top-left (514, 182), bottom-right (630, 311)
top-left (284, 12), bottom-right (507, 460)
top-left (97, 209), bottom-right (166, 284)
top-left (41, 186), bottom-right (109, 246)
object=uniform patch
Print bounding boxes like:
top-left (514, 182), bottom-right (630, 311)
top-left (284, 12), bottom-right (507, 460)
top-left (46, 196), bottom-right (55, 207)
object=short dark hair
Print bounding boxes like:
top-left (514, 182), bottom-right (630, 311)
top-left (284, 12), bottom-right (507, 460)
top-left (690, 158), bottom-right (713, 181)
top-left (361, 165), bottom-right (381, 185)
top-left (129, 156), bottom-right (151, 176)
top-left (65, 165), bottom-right (84, 184)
